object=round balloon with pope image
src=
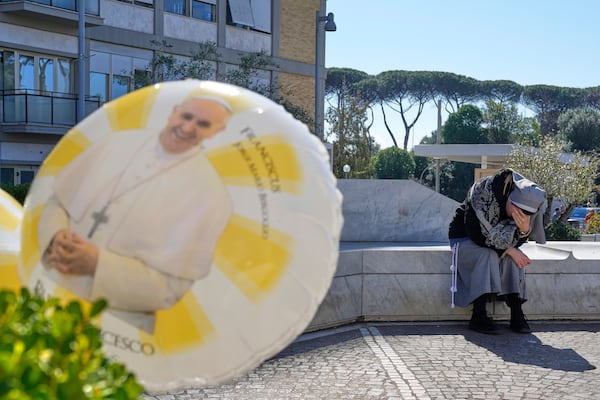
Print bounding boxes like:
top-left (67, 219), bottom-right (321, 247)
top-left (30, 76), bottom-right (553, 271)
top-left (19, 80), bottom-right (343, 392)
top-left (0, 188), bottom-right (23, 293)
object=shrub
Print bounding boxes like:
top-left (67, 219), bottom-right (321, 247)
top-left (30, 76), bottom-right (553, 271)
top-left (584, 213), bottom-right (600, 234)
top-left (0, 288), bottom-right (144, 399)
top-left (545, 222), bottom-right (581, 241)
top-left (0, 183), bottom-right (31, 205)
top-left (372, 147), bottom-right (415, 179)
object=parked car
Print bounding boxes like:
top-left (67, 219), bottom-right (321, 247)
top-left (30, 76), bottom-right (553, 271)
top-left (567, 206), bottom-right (600, 231)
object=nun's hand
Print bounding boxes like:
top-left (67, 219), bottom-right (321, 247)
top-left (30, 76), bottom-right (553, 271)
top-left (505, 247), bottom-right (531, 269)
top-left (512, 207), bottom-right (531, 233)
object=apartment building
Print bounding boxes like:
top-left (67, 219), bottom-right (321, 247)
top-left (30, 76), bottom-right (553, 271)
top-left (0, 0), bottom-right (323, 184)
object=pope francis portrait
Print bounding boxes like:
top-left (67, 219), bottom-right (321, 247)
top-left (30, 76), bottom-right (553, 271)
top-left (38, 95), bottom-right (234, 332)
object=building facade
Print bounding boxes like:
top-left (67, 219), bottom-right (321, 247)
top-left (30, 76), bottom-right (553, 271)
top-left (0, 0), bottom-right (322, 185)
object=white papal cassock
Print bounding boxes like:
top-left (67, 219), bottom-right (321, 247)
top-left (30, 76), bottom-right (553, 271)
top-left (38, 129), bottom-right (233, 331)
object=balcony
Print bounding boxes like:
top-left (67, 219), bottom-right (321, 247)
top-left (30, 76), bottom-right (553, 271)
top-left (0, 0), bottom-right (103, 26)
top-left (0, 89), bottom-right (102, 135)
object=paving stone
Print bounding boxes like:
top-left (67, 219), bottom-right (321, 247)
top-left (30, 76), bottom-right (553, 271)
top-left (143, 321), bottom-right (600, 399)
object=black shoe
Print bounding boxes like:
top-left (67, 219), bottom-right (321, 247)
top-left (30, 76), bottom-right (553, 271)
top-left (469, 313), bottom-right (501, 334)
top-left (510, 312), bottom-right (531, 334)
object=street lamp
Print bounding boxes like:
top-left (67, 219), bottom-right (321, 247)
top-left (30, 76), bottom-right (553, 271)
top-left (343, 164), bottom-right (351, 179)
top-left (315, 9), bottom-right (336, 141)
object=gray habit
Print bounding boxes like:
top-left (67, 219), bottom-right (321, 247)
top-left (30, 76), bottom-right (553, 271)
top-left (453, 239), bottom-right (526, 308)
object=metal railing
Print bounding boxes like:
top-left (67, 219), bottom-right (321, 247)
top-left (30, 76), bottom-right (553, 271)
top-left (0, 89), bottom-right (102, 126)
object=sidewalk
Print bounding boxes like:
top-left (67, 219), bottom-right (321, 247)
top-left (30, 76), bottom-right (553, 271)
top-left (142, 321), bottom-right (600, 399)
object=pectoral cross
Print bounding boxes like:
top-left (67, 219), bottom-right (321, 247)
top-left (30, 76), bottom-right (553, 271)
top-left (88, 203), bottom-right (110, 239)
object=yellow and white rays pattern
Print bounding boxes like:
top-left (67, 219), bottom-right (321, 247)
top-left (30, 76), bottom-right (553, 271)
top-left (19, 80), bottom-right (303, 355)
top-left (205, 132), bottom-right (302, 302)
top-left (0, 189), bottom-right (23, 292)
top-left (19, 80), bottom-right (343, 391)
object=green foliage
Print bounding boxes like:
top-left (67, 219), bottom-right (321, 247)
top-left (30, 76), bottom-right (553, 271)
top-left (521, 85), bottom-right (585, 136)
top-left (135, 40), bottom-right (312, 124)
top-left (557, 107), bottom-right (600, 152)
top-left (584, 212), bottom-right (600, 234)
top-left (325, 68), bottom-right (369, 97)
top-left (326, 85), bottom-right (377, 179)
top-left (372, 147), bottom-right (415, 179)
top-left (220, 50), bottom-right (278, 98)
top-left (545, 222), bottom-right (581, 241)
top-left (0, 183), bottom-right (30, 205)
top-left (278, 96), bottom-right (314, 132)
top-left (415, 157), bottom-right (467, 200)
top-left (428, 71), bottom-right (483, 113)
top-left (0, 288), bottom-right (144, 399)
top-left (511, 117), bottom-right (541, 147)
top-left (413, 155), bottom-right (431, 183)
top-left (442, 104), bottom-right (487, 144)
top-left (440, 161), bottom-right (476, 202)
top-left (506, 135), bottom-right (600, 223)
top-left (416, 129), bottom-right (476, 201)
top-left (324, 67), bottom-right (600, 151)
top-left (482, 100), bottom-right (538, 144)
top-left (136, 40), bottom-right (220, 88)
top-left (480, 79), bottom-right (523, 104)
top-left (372, 70), bottom-right (437, 149)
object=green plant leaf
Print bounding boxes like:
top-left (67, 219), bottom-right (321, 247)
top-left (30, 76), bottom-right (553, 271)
top-left (0, 289), bottom-right (143, 399)
top-left (66, 301), bottom-right (83, 323)
top-left (89, 299), bottom-right (108, 319)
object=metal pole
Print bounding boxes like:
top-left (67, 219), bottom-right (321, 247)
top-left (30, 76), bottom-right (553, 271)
top-left (77, 0), bottom-right (86, 122)
top-left (435, 99), bottom-right (442, 193)
top-left (314, 9), bottom-right (325, 141)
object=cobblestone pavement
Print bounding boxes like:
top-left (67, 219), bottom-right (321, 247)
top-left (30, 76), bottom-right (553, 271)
top-left (142, 321), bottom-right (600, 399)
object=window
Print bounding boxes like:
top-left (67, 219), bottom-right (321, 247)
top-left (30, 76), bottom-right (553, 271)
top-left (90, 72), bottom-right (108, 102)
top-left (192, 0), bottom-right (214, 21)
top-left (227, 0), bottom-right (271, 33)
top-left (0, 167), bottom-right (38, 185)
top-left (133, 0), bottom-right (153, 8)
top-left (227, 0), bottom-right (254, 27)
top-left (165, 0), bottom-right (215, 21)
top-left (53, 0), bottom-right (76, 11)
top-left (0, 51), bottom-right (15, 91)
top-left (1, 168), bottom-right (14, 185)
top-left (90, 72), bottom-right (133, 102)
top-left (19, 55), bottom-right (35, 91)
top-left (13, 0), bottom-right (99, 15)
top-left (134, 69), bottom-right (151, 90)
top-left (165, 0), bottom-right (185, 15)
top-left (250, 0), bottom-right (271, 33)
top-left (85, 0), bottom-right (100, 14)
top-left (0, 50), bottom-right (72, 93)
top-left (38, 58), bottom-right (54, 92)
top-left (112, 75), bottom-right (130, 100)
top-left (19, 170), bottom-right (35, 184)
top-left (56, 59), bottom-right (71, 93)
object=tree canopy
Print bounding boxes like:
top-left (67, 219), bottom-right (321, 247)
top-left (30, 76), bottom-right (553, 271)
top-left (372, 147), bottom-right (415, 179)
top-left (325, 68), bottom-right (600, 150)
top-left (557, 107), bottom-right (600, 152)
top-left (506, 135), bottom-right (600, 223)
top-left (442, 104), bottom-right (486, 144)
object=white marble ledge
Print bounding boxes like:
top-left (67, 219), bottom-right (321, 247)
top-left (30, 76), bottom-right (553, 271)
top-left (339, 242), bottom-right (448, 251)
top-left (340, 241), bottom-right (600, 261)
top-left (530, 241), bottom-right (600, 260)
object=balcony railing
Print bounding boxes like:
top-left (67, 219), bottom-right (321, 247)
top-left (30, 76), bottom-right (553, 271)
top-left (0, 89), bottom-right (102, 127)
top-left (0, 0), bottom-right (100, 16)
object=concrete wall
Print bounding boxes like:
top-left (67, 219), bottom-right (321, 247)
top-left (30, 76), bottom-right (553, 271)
top-left (337, 179), bottom-right (458, 242)
top-left (306, 179), bottom-right (600, 331)
top-left (308, 242), bottom-right (600, 331)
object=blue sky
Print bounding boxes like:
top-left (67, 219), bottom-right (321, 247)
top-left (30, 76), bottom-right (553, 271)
top-left (324, 0), bottom-right (600, 149)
